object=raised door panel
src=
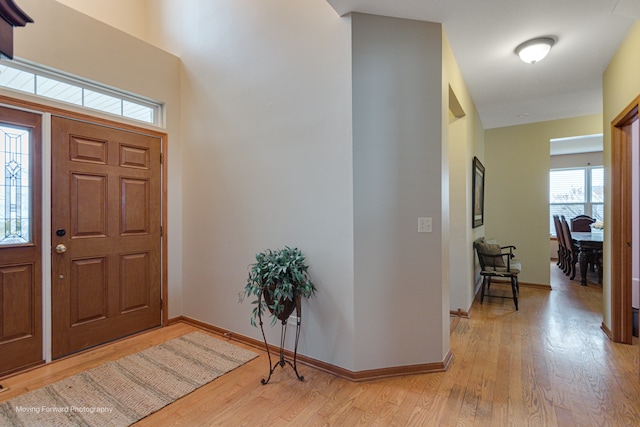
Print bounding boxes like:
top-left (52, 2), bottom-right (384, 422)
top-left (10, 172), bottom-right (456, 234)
top-left (69, 136), bottom-right (107, 164)
top-left (121, 178), bottom-right (149, 236)
top-left (70, 173), bottom-right (107, 238)
top-left (70, 257), bottom-right (107, 326)
top-left (120, 144), bottom-right (149, 169)
top-left (0, 264), bottom-right (35, 342)
top-left (120, 252), bottom-right (150, 314)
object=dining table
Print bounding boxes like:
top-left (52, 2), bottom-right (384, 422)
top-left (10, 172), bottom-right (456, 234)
top-left (571, 231), bottom-right (604, 286)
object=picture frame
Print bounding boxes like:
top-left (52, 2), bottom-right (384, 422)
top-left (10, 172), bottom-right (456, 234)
top-left (472, 157), bottom-right (485, 228)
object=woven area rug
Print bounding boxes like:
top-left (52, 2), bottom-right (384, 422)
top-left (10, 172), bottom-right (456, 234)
top-left (0, 332), bottom-right (257, 427)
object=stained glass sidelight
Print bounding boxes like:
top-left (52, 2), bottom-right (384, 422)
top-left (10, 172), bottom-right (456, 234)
top-left (0, 125), bottom-right (30, 245)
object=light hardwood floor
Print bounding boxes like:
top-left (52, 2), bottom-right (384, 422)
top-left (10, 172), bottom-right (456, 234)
top-left (1, 264), bottom-right (638, 426)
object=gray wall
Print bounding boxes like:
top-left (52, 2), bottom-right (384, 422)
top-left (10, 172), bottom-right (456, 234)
top-left (352, 13), bottom-right (449, 369)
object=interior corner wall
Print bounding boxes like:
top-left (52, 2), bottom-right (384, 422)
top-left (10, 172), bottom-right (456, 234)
top-left (484, 115), bottom-right (603, 287)
top-left (603, 20), bottom-right (640, 328)
top-left (147, 0), bottom-right (357, 371)
top-left (352, 13), bottom-right (448, 369)
top-left (54, 0), bottom-right (148, 41)
top-left (443, 32), bottom-right (485, 314)
top-left (13, 0), bottom-right (184, 318)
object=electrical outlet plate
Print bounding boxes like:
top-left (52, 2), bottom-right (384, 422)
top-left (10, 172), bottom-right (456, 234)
top-left (287, 316), bottom-right (300, 326)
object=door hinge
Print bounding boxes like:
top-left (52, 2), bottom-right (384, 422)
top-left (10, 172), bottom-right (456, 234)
top-left (160, 153), bottom-right (164, 164)
top-left (160, 226), bottom-right (163, 237)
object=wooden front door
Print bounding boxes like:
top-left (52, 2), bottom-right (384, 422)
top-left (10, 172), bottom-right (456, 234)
top-left (51, 116), bottom-right (161, 359)
top-left (0, 107), bottom-right (42, 377)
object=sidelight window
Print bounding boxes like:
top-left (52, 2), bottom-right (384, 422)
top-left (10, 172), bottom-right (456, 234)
top-left (0, 124), bottom-right (30, 245)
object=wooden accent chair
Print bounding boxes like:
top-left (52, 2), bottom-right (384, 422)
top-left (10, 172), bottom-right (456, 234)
top-left (474, 237), bottom-right (521, 310)
top-left (570, 215), bottom-right (595, 232)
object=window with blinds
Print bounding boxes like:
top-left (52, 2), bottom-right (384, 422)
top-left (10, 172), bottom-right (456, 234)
top-left (549, 166), bottom-right (603, 235)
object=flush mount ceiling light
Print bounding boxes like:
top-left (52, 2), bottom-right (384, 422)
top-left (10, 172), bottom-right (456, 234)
top-left (515, 37), bottom-right (555, 64)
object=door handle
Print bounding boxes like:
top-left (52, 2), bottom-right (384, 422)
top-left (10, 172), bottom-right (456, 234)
top-left (55, 244), bottom-right (67, 254)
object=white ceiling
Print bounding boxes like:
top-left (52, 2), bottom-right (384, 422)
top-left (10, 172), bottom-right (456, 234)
top-left (327, 0), bottom-right (640, 129)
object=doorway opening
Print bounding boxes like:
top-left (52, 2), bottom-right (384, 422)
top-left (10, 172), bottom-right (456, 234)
top-left (549, 134), bottom-right (604, 287)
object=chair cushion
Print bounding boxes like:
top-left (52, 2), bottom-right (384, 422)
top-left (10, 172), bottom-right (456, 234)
top-left (483, 259), bottom-right (521, 275)
top-left (476, 241), bottom-right (506, 267)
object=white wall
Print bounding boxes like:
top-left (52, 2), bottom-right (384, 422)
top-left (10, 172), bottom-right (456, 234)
top-left (13, 0), bottom-right (184, 317)
top-left (54, 0), bottom-right (148, 41)
top-left (351, 13), bottom-right (449, 368)
top-left (148, 0), bottom-right (356, 369)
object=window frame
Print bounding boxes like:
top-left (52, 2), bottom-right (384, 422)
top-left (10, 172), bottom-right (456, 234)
top-left (0, 58), bottom-right (163, 126)
top-left (549, 165), bottom-right (604, 236)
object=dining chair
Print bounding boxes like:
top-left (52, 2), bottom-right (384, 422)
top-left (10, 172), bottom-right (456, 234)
top-left (571, 215), bottom-right (595, 232)
top-left (553, 214), bottom-right (567, 271)
top-left (560, 216), bottom-right (578, 279)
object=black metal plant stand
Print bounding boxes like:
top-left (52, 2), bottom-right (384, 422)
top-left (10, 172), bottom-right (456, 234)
top-left (257, 293), bottom-right (304, 385)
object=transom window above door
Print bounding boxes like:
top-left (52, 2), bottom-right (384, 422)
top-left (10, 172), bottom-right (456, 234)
top-left (0, 58), bottom-right (163, 126)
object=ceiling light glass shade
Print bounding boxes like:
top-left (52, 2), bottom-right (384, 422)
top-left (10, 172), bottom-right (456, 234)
top-left (515, 37), bottom-right (555, 64)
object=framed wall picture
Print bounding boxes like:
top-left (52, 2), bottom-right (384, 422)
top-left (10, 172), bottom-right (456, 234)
top-left (472, 157), bottom-right (485, 228)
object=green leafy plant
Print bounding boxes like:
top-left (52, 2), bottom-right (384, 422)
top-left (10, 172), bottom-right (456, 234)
top-left (241, 246), bottom-right (317, 327)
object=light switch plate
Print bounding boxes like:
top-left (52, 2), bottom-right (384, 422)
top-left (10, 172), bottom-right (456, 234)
top-left (418, 217), bottom-right (432, 233)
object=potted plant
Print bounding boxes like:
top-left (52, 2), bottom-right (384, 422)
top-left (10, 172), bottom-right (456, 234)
top-left (240, 246), bottom-right (317, 384)
top-left (241, 246), bottom-right (317, 327)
